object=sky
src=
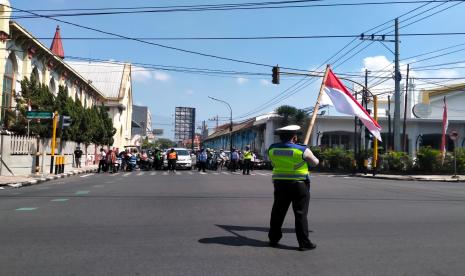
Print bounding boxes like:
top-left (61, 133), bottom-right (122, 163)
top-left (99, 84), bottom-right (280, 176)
top-left (10, 0), bottom-right (465, 139)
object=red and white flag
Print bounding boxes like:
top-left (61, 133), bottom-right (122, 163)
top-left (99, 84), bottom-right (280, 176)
top-left (441, 96), bottom-right (448, 162)
top-left (320, 68), bottom-right (382, 141)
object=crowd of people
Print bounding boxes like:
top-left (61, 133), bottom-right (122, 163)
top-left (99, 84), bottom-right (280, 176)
top-left (194, 146), bottom-right (257, 175)
top-left (75, 145), bottom-right (260, 175)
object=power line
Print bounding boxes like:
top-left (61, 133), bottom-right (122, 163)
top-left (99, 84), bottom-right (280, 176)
top-left (4, 4), bottom-right (275, 69)
top-left (6, 1), bottom-right (464, 19)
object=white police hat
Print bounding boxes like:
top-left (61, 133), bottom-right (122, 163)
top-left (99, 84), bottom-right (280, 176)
top-left (275, 125), bottom-right (302, 134)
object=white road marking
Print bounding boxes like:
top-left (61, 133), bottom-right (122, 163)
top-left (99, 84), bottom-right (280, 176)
top-left (150, 172), bottom-right (157, 176)
top-left (175, 172), bottom-right (181, 175)
top-left (188, 171), bottom-right (193, 175)
top-left (137, 172), bottom-right (145, 176)
top-left (80, 173), bottom-right (94, 178)
top-left (123, 173), bottom-right (131, 177)
top-left (213, 172), bottom-right (219, 175)
top-left (221, 172), bottom-right (230, 175)
top-left (200, 172), bottom-right (207, 175)
top-left (162, 172), bottom-right (169, 175)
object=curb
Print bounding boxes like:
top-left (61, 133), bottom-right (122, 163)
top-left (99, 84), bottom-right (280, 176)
top-left (356, 174), bottom-right (464, 182)
top-left (1, 168), bottom-right (97, 189)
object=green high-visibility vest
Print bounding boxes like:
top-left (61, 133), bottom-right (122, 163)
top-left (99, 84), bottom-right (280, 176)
top-left (268, 145), bottom-right (309, 181)
top-left (243, 150), bottom-right (253, 160)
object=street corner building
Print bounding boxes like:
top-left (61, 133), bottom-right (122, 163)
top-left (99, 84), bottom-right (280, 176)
top-left (0, 0), bottom-right (133, 175)
top-left (312, 81), bottom-right (465, 156)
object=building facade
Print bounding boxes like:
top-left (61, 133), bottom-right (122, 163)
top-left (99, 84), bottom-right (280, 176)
top-left (0, 1), bottom-right (133, 149)
top-left (131, 105), bottom-right (153, 142)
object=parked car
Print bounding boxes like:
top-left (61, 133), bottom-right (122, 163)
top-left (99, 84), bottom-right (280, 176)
top-left (163, 148), bottom-right (193, 170)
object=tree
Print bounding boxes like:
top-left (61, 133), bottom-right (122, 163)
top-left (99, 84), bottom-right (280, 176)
top-left (276, 105), bottom-right (308, 127)
top-left (155, 138), bottom-right (175, 149)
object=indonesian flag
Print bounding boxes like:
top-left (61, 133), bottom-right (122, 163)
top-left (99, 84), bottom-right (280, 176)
top-left (320, 68), bottom-right (382, 141)
top-left (441, 96), bottom-right (448, 163)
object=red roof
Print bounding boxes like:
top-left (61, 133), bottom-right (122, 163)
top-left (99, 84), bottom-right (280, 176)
top-left (50, 25), bottom-right (64, 58)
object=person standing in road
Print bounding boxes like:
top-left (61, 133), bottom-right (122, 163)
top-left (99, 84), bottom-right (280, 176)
top-left (167, 148), bottom-right (178, 173)
top-left (268, 125), bottom-right (319, 251)
top-left (242, 146), bottom-right (253, 175)
top-left (74, 146), bottom-right (83, 168)
top-left (230, 149), bottom-right (238, 172)
top-left (197, 148), bottom-right (207, 172)
top-left (97, 148), bottom-right (107, 173)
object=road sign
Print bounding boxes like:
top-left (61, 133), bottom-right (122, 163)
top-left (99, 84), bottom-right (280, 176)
top-left (26, 111), bottom-right (53, 119)
top-left (62, 115), bottom-right (72, 128)
top-left (449, 130), bottom-right (459, 141)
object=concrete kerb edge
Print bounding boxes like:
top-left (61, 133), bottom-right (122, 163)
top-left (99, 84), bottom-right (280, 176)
top-left (356, 174), bottom-right (465, 182)
top-left (0, 167), bottom-right (98, 189)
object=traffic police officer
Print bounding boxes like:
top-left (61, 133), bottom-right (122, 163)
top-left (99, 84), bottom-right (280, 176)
top-left (268, 125), bottom-right (319, 251)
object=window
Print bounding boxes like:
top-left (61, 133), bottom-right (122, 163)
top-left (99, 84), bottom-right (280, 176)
top-left (2, 56), bottom-right (15, 115)
top-left (31, 66), bottom-right (40, 83)
top-left (49, 77), bottom-right (56, 95)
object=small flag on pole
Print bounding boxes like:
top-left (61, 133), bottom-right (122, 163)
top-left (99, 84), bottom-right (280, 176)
top-left (320, 68), bottom-right (382, 141)
top-left (441, 96), bottom-right (448, 163)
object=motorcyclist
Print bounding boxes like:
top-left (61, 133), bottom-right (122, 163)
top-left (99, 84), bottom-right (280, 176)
top-left (217, 149), bottom-right (228, 171)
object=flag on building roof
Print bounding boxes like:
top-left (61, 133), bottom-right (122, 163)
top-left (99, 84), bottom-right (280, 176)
top-left (441, 96), bottom-right (448, 164)
top-left (320, 68), bottom-right (382, 141)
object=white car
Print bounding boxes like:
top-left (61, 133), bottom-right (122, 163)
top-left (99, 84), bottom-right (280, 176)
top-left (163, 148), bottom-right (193, 170)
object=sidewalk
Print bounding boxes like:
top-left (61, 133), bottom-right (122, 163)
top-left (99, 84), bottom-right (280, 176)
top-left (357, 173), bottom-right (465, 182)
top-left (0, 165), bottom-right (98, 189)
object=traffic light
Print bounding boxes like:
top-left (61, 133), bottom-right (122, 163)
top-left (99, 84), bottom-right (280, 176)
top-left (272, 65), bottom-right (280, 85)
top-left (61, 115), bottom-right (72, 128)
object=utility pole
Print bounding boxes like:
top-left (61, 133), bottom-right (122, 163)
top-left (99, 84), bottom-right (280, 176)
top-left (388, 95), bottom-right (392, 151)
top-left (393, 18), bottom-right (402, 151)
top-left (364, 69), bottom-right (369, 150)
top-left (402, 64), bottom-right (410, 153)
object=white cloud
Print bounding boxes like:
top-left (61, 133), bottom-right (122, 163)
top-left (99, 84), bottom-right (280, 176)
top-left (153, 71), bottom-right (171, 82)
top-left (132, 67), bottom-right (171, 82)
top-left (361, 55), bottom-right (462, 98)
top-left (236, 77), bottom-right (249, 84)
top-left (260, 79), bottom-right (271, 86)
top-left (132, 66), bottom-right (153, 82)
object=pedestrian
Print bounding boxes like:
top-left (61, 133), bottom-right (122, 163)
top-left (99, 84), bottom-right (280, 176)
top-left (167, 148), bottom-right (178, 173)
top-left (97, 148), bottom-right (106, 173)
top-left (106, 149), bottom-right (113, 173)
top-left (74, 146), bottom-right (83, 168)
top-left (243, 146), bottom-right (253, 175)
top-left (197, 148), bottom-right (207, 172)
top-left (230, 149), bottom-right (238, 172)
top-left (268, 125), bottom-right (319, 251)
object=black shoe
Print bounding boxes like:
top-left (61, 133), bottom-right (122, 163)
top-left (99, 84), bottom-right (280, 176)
top-left (298, 242), bottom-right (317, 251)
top-left (269, 241), bottom-right (279, 248)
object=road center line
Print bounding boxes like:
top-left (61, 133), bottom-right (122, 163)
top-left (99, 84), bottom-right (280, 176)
top-left (80, 174), bottom-right (95, 178)
top-left (75, 190), bottom-right (89, 195)
top-left (15, 207), bottom-right (37, 211)
top-left (51, 199), bottom-right (69, 202)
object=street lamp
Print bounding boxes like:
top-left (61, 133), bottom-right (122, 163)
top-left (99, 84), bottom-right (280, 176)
top-left (208, 96), bottom-right (233, 154)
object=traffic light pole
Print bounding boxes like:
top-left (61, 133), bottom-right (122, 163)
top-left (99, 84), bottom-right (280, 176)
top-left (50, 111), bottom-right (58, 174)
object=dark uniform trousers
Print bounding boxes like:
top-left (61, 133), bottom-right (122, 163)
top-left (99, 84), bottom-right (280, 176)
top-left (269, 180), bottom-right (312, 247)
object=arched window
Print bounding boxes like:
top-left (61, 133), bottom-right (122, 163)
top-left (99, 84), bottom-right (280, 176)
top-left (31, 66), bottom-right (40, 83)
top-left (2, 56), bottom-right (15, 113)
top-left (49, 77), bottom-right (57, 95)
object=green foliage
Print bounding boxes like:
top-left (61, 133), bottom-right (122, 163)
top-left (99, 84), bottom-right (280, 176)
top-left (415, 146), bottom-right (442, 173)
top-left (380, 151), bottom-right (412, 173)
top-left (155, 138), bottom-right (175, 149)
top-left (7, 78), bottom-right (116, 146)
top-left (320, 147), bottom-right (354, 171)
top-left (275, 105), bottom-right (308, 127)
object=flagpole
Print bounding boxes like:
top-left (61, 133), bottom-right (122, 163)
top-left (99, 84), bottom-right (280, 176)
top-left (304, 64), bottom-right (330, 145)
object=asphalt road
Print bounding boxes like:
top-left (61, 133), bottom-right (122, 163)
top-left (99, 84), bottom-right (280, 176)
top-left (1, 170), bottom-right (465, 276)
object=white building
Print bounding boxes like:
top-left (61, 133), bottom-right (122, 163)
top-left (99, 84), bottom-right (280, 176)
top-left (68, 61), bottom-right (134, 149)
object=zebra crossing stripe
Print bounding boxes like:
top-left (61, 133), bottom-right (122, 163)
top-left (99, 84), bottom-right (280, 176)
top-left (162, 172), bottom-right (168, 175)
top-left (137, 172), bottom-right (145, 176)
top-left (150, 172), bottom-right (156, 176)
top-left (188, 171), bottom-right (193, 175)
top-left (123, 173), bottom-right (131, 177)
top-left (221, 172), bottom-right (229, 175)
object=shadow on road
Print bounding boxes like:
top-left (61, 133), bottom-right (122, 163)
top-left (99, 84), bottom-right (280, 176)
top-left (198, 224), bottom-right (299, 250)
